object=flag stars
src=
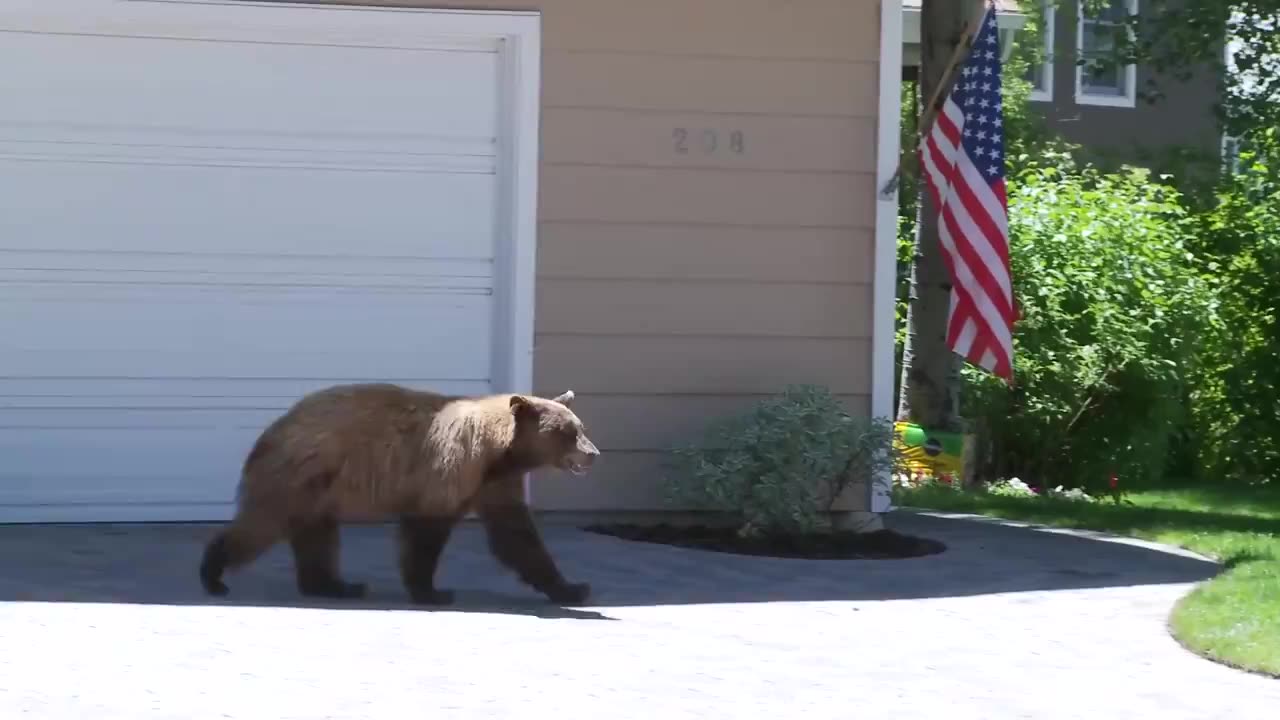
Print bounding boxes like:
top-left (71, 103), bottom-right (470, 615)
top-left (929, 9), bottom-right (1007, 186)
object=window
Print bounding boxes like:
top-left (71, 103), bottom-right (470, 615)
top-left (1222, 134), bottom-right (1243, 175)
top-left (1024, 0), bottom-right (1055, 102)
top-left (1076, 0), bottom-right (1138, 107)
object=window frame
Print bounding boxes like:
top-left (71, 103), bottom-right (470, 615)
top-left (1026, 0), bottom-right (1056, 102)
top-left (1074, 0), bottom-right (1139, 108)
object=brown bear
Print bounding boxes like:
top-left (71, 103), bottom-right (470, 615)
top-left (198, 383), bottom-right (600, 605)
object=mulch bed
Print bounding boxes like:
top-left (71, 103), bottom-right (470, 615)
top-left (583, 523), bottom-right (946, 560)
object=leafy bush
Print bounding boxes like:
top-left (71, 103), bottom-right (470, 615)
top-left (1186, 128), bottom-right (1280, 485)
top-left (960, 153), bottom-right (1219, 493)
top-left (663, 385), bottom-right (899, 537)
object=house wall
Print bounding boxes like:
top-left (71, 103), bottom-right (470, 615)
top-left (1032, 0), bottom-right (1222, 170)
top-left (287, 0), bottom-right (887, 512)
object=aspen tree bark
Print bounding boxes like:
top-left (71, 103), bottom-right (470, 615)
top-left (895, 0), bottom-right (983, 433)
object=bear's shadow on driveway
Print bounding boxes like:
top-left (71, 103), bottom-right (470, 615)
top-left (0, 511), bottom-right (1222, 620)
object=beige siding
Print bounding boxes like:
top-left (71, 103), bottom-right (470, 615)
top-left (303, 0), bottom-right (884, 511)
top-left (534, 337), bottom-right (872, 395)
top-left (540, 166), bottom-right (874, 226)
top-left (538, 280), bottom-right (872, 337)
top-left (538, 224), bottom-right (875, 284)
top-left (542, 110), bottom-right (877, 173)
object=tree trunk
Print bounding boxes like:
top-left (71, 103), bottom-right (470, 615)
top-left (895, 0), bottom-right (978, 434)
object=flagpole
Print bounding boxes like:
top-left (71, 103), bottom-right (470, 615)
top-left (879, 0), bottom-right (994, 198)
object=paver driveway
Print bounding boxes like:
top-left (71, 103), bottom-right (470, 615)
top-left (1, 510), bottom-right (1277, 719)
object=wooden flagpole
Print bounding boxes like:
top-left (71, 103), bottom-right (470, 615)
top-left (879, 0), bottom-right (994, 198)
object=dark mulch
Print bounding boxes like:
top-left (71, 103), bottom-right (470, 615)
top-left (583, 523), bottom-right (947, 560)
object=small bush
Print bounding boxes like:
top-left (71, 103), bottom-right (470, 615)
top-left (663, 385), bottom-right (899, 537)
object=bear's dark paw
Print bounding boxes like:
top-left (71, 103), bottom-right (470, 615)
top-left (202, 577), bottom-right (230, 597)
top-left (298, 579), bottom-right (368, 600)
top-left (408, 588), bottom-right (456, 606)
top-left (544, 581), bottom-right (592, 605)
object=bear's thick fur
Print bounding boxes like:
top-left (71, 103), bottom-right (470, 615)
top-left (198, 383), bottom-right (600, 605)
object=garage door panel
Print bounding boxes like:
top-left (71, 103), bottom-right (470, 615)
top-left (2, 290), bottom-right (494, 380)
top-left (0, 378), bottom-right (494, 409)
top-left (0, 2), bottom-right (522, 521)
top-left (1, 163), bottom-right (500, 260)
top-left (0, 32), bottom-right (502, 140)
top-left (0, 253), bottom-right (496, 290)
top-left (0, 428), bottom-right (254, 506)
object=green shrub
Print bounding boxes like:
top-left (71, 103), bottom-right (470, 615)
top-left (1186, 128), bottom-right (1280, 485)
top-left (663, 385), bottom-right (899, 537)
top-left (960, 153), bottom-right (1218, 492)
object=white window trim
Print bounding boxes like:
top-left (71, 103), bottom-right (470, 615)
top-left (1027, 0), bottom-right (1055, 102)
top-left (1075, 0), bottom-right (1139, 108)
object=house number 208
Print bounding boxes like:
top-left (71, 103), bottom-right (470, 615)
top-left (673, 128), bottom-right (745, 155)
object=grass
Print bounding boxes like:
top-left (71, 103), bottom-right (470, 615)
top-left (894, 481), bottom-right (1280, 678)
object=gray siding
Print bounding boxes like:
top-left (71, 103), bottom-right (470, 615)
top-left (1030, 0), bottom-right (1222, 170)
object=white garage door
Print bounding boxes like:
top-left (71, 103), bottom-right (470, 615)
top-left (0, 1), bottom-right (541, 523)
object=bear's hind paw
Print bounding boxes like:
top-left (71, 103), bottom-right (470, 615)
top-left (298, 579), bottom-right (368, 600)
top-left (408, 588), bottom-right (456, 606)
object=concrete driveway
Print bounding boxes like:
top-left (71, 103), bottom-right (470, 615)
top-left (1, 510), bottom-right (1276, 719)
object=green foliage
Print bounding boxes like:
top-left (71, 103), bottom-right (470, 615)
top-left (893, 0), bottom-right (1280, 495)
top-left (663, 385), bottom-right (900, 537)
top-left (1106, 0), bottom-right (1280, 139)
top-left (960, 153), bottom-right (1219, 492)
top-left (1185, 128), bottom-right (1280, 485)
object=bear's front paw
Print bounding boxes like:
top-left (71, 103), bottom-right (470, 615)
top-left (544, 581), bottom-right (591, 605)
top-left (202, 578), bottom-right (230, 597)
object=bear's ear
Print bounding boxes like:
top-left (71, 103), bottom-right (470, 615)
top-left (509, 394), bottom-right (538, 417)
top-left (552, 390), bottom-right (575, 406)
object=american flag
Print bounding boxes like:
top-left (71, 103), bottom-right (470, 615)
top-left (918, 3), bottom-right (1015, 382)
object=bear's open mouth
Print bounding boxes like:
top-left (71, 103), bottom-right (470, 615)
top-left (564, 460), bottom-right (590, 476)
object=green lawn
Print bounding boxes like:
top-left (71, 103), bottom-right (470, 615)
top-left (893, 482), bottom-right (1280, 678)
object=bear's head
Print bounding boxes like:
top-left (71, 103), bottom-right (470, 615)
top-left (508, 390), bottom-right (600, 476)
